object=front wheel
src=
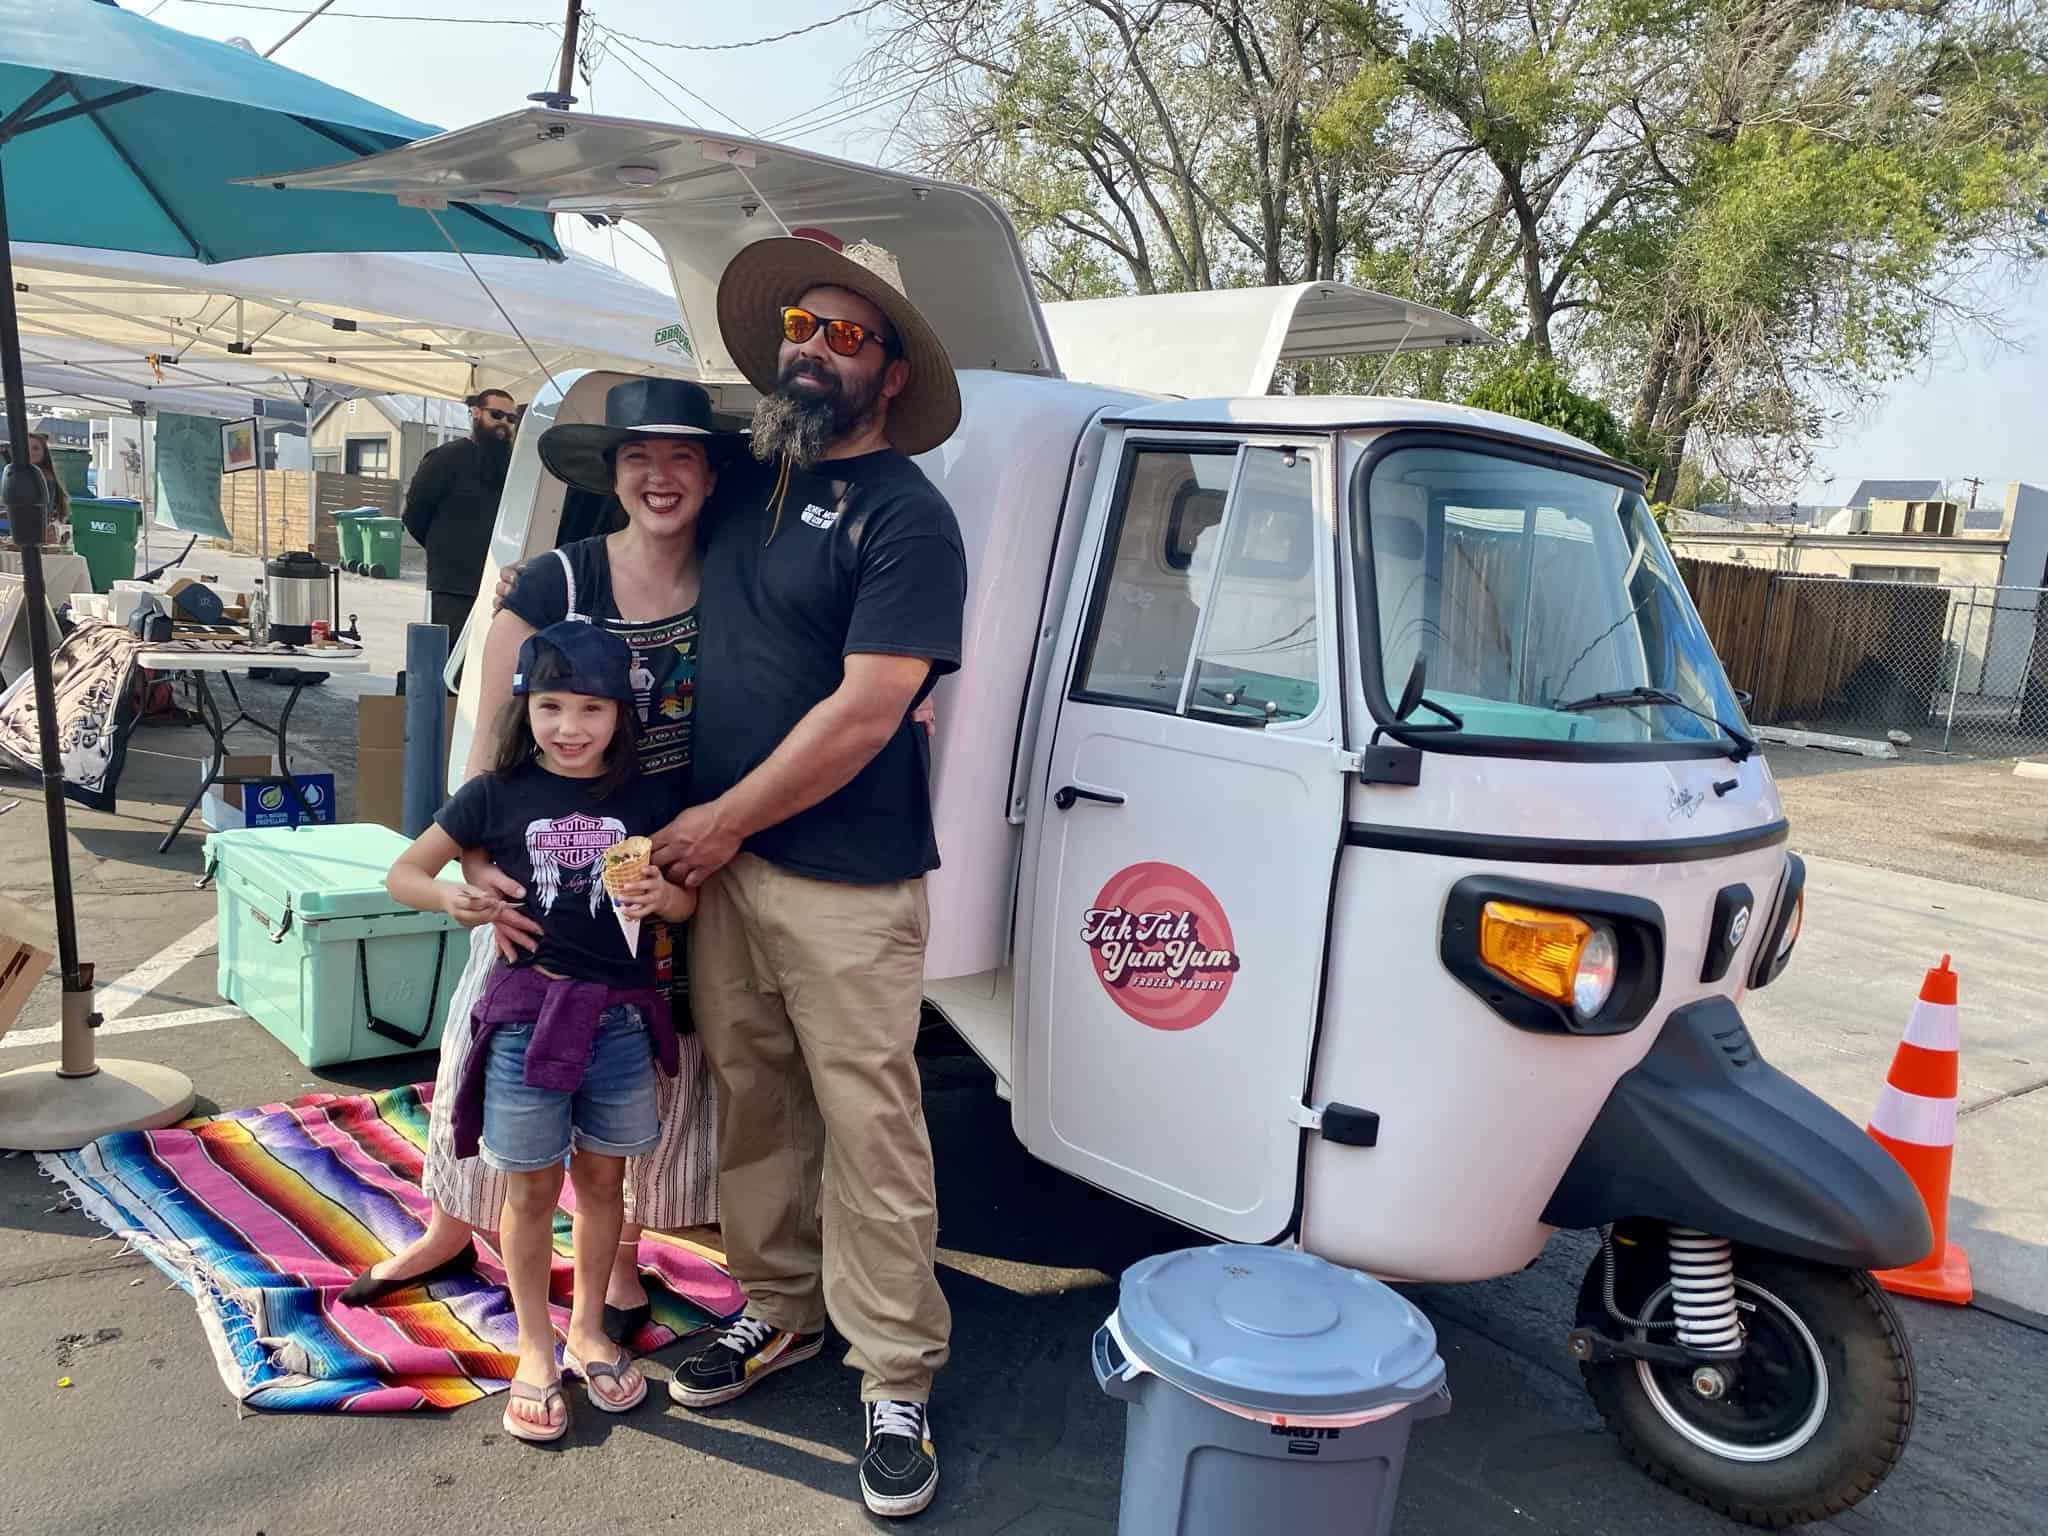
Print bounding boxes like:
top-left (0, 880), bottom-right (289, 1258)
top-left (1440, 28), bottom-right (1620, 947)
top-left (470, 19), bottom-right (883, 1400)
top-left (1576, 1229), bottom-right (1915, 1528)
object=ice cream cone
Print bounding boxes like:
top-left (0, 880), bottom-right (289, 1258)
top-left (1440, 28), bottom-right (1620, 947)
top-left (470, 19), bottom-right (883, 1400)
top-left (602, 837), bottom-right (653, 951)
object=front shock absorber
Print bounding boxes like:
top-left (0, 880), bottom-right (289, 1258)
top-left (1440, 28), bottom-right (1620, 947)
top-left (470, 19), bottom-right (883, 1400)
top-left (1666, 1226), bottom-right (1743, 1355)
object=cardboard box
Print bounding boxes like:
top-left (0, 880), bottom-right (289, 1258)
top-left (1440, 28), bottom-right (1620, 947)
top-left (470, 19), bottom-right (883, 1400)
top-left (201, 753), bottom-right (337, 831)
top-left (356, 694), bottom-right (459, 833)
top-left (0, 893), bottom-right (57, 1044)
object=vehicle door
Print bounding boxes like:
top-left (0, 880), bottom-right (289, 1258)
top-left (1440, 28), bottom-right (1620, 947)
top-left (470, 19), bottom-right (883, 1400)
top-left (1016, 433), bottom-right (1344, 1241)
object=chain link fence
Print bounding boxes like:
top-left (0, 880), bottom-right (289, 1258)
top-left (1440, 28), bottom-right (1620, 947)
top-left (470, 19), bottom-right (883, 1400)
top-left (1681, 562), bottom-right (2048, 759)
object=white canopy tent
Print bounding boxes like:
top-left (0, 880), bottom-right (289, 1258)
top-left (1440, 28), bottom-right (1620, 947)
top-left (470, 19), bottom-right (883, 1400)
top-left (10, 242), bottom-right (695, 403)
top-left (14, 341), bottom-right (326, 420)
top-left (1042, 283), bottom-right (1493, 398)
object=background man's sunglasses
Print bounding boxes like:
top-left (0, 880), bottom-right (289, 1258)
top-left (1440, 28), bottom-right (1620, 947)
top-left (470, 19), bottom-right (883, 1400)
top-left (477, 407), bottom-right (516, 423)
top-left (782, 306), bottom-right (897, 358)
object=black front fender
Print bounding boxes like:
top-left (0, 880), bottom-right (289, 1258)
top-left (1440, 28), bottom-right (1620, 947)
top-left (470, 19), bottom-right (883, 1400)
top-left (1542, 998), bottom-right (1933, 1270)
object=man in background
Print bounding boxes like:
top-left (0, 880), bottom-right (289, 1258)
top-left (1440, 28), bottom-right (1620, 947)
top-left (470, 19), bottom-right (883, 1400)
top-left (403, 388), bottom-right (517, 633)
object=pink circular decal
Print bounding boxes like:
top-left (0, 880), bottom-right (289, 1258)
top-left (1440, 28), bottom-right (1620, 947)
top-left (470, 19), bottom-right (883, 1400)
top-left (1081, 862), bottom-right (1240, 1030)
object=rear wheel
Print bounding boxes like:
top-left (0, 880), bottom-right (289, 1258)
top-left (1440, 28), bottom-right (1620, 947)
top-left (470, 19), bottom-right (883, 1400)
top-left (1576, 1229), bottom-right (1914, 1528)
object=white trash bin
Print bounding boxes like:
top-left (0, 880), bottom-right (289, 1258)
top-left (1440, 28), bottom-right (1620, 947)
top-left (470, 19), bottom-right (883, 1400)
top-left (1094, 1244), bottom-right (1449, 1536)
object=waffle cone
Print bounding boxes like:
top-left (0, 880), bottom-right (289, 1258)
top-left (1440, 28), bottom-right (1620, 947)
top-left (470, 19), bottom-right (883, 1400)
top-left (601, 837), bottom-right (653, 899)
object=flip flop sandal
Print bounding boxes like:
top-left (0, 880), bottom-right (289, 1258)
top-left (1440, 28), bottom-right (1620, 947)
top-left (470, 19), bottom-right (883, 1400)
top-left (564, 1347), bottom-right (648, 1414)
top-left (502, 1378), bottom-right (570, 1444)
top-left (602, 1302), bottom-right (653, 1347)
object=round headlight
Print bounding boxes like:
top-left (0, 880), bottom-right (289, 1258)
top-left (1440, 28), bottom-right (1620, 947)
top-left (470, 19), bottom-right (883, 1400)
top-left (1775, 890), bottom-right (1803, 962)
top-left (1573, 925), bottom-right (1619, 1019)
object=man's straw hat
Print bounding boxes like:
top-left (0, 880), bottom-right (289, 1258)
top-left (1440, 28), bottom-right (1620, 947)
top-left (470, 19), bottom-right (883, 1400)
top-left (716, 231), bottom-right (961, 457)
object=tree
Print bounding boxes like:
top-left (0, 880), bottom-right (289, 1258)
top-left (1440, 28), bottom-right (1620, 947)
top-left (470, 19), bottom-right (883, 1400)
top-left (864, 1), bottom-right (1407, 298)
top-left (1314, 0), bottom-right (2048, 498)
top-left (1463, 350), bottom-right (1650, 471)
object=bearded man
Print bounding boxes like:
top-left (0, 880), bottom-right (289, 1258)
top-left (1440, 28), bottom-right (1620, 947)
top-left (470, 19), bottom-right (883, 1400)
top-left (651, 230), bottom-right (965, 1520)
top-left (402, 387), bottom-right (518, 633)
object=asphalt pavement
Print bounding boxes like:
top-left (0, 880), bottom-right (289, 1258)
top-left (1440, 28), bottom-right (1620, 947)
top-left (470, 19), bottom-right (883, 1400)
top-left (0, 563), bottom-right (2042, 1534)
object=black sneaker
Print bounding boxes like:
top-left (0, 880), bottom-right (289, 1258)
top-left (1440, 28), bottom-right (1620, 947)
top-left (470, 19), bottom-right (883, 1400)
top-left (859, 1399), bottom-right (938, 1518)
top-left (667, 1314), bottom-right (824, 1408)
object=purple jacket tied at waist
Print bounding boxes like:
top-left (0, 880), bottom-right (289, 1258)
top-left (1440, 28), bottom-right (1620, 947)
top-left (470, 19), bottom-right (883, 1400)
top-left (451, 964), bottom-right (677, 1161)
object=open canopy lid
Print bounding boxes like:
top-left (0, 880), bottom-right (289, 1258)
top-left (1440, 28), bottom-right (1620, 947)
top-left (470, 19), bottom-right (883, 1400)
top-left (1043, 283), bottom-right (1494, 398)
top-left (249, 109), bottom-right (1060, 388)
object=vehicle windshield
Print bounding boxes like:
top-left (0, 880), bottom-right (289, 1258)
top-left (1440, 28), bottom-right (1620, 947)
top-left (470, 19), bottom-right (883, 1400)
top-left (1359, 443), bottom-right (1747, 750)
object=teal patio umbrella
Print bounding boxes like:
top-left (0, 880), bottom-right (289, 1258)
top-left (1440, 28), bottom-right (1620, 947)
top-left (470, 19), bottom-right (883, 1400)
top-left (0, 0), bottom-right (560, 1148)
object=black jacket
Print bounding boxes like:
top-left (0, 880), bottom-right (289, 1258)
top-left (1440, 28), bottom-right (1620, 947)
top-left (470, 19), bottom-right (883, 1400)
top-left (402, 437), bottom-right (509, 596)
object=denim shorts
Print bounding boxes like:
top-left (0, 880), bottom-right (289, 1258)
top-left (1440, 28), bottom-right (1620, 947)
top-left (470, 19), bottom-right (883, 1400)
top-left (479, 1004), bottom-right (661, 1173)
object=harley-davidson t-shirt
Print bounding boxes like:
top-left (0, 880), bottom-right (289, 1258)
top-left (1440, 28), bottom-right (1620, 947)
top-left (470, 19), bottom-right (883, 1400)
top-left (435, 761), bottom-right (683, 988)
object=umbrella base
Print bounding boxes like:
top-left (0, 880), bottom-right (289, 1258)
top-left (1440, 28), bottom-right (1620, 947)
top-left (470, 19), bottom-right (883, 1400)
top-left (0, 1058), bottom-right (195, 1151)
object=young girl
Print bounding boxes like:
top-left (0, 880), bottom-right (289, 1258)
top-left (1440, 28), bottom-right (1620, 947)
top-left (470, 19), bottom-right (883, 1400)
top-left (386, 620), bottom-right (695, 1443)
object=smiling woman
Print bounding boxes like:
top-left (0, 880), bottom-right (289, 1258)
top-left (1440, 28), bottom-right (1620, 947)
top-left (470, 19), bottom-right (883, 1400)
top-left (337, 377), bottom-right (744, 1339)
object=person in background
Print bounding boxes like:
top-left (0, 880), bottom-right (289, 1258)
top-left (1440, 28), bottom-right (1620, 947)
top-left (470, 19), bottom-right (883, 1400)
top-left (403, 388), bottom-right (517, 633)
top-left (384, 621), bottom-right (694, 1443)
top-left (7, 423), bottom-right (73, 536)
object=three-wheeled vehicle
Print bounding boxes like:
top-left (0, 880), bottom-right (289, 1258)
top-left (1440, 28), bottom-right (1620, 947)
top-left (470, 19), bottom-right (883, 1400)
top-left (267, 111), bottom-right (1933, 1527)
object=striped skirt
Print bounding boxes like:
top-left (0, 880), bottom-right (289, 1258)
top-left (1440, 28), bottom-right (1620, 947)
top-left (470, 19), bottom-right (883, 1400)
top-left (420, 925), bottom-right (720, 1231)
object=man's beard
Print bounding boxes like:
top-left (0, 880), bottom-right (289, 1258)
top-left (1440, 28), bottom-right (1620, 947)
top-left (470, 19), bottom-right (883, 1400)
top-left (471, 422), bottom-right (512, 456)
top-left (749, 358), bottom-right (883, 469)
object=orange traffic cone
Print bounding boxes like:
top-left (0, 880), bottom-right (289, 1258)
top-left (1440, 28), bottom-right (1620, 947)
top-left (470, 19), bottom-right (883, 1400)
top-left (1866, 955), bottom-right (1972, 1305)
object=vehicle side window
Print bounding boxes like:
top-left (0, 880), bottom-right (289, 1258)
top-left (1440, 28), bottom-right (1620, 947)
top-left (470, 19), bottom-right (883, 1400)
top-left (1187, 448), bottom-right (1319, 723)
top-left (1074, 443), bottom-right (1320, 723)
top-left (1074, 446), bottom-right (1237, 710)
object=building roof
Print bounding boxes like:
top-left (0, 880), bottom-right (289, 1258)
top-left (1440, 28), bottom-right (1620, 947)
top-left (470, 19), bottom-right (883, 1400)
top-left (1963, 502), bottom-right (2006, 531)
top-left (312, 394), bottom-right (470, 435)
top-left (1847, 479), bottom-right (1944, 507)
top-left (1695, 502), bottom-right (1816, 524)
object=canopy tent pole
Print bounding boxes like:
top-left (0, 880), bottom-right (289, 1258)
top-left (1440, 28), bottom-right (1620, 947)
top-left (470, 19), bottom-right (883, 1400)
top-left (0, 151), bottom-right (193, 1147)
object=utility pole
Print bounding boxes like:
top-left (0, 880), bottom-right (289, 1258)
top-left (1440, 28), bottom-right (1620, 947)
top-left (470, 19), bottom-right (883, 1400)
top-left (531, 0), bottom-right (584, 111)
top-left (263, 0), bottom-right (336, 58)
top-left (1961, 476), bottom-right (1983, 510)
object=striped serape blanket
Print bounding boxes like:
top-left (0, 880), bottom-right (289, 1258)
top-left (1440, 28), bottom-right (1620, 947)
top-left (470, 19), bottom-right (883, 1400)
top-left (37, 1082), bottom-right (745, 1412)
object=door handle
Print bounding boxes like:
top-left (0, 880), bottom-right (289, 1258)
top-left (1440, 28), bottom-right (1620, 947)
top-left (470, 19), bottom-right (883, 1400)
top-left (1055, 783), bottom-right (1126, 811)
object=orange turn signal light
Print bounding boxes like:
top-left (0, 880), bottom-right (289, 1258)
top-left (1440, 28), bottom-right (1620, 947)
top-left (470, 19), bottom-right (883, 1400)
top-left (1478, 901), bottom-right (1594, 1008)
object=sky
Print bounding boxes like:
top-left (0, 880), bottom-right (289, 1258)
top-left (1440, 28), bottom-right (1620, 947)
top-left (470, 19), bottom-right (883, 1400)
top-left (142, 0), bottom-right (2047, 504)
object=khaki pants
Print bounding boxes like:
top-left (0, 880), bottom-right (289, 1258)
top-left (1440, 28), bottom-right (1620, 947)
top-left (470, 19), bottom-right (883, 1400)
top-left (690, 852), bottom-right (951, 1402)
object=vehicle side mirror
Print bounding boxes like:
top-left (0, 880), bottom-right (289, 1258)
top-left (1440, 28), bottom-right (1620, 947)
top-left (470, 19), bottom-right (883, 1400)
top-left (1395, 654), bottom-right (1427, 721)
top-left (1734, 689), bottom-right (1754, 712)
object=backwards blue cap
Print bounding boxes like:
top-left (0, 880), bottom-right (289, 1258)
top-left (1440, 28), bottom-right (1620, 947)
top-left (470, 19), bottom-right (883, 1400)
top-left (513, 621), bottom-right (635, 706)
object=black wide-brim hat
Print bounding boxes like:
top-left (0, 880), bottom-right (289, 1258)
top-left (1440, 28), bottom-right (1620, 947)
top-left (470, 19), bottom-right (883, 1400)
top-left (537, 377), bottom-right (748, 495)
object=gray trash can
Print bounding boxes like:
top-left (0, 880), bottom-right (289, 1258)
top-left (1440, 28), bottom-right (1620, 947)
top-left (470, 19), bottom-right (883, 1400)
top-left (1094, 1244), bottom-right (1450, 1536)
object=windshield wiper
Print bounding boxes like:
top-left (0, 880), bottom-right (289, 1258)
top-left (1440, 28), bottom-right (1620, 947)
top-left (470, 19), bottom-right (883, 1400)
top-left (1551, 687), bottom-right (1756, 762)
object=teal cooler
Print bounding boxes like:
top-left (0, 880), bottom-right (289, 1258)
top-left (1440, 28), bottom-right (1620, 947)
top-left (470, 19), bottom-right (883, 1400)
top-left (205, 823), bottom-right (465, 1068)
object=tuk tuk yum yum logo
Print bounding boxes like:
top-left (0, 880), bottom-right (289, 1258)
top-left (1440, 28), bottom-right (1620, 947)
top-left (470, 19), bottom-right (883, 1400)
top-left (1082, 862), bottom-right (1239, 1031)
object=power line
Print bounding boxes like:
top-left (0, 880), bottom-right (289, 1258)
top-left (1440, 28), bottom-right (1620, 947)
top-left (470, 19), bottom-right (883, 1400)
top-left (599, 2), bottom-right (892, 53)
top-left (597, 29), bottom-right (759, 139)
top-left (158, 0), bottom-right (557, 23)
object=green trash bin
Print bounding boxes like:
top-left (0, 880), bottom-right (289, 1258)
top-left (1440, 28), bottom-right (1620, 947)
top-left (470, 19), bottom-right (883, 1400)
top-left (332, 508), bottom-right (375, 572)
top-left (69, 497), bottom-right (143, 592)
top-left (360, 516), bottom-right (405, 579)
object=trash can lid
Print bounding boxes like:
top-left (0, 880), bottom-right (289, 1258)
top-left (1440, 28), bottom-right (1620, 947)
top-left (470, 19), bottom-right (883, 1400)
top-left (1115, 1244), bottom-right (1442, 1416)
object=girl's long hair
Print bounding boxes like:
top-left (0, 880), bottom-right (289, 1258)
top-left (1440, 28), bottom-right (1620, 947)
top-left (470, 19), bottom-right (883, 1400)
top-left (488, 641), bottom-right (640, 798)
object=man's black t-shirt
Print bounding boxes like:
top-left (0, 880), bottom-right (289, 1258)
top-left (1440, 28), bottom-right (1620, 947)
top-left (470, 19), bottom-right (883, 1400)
top-left (436, 762), bottom-right (683, 988)
top-left (694, 449), bottom-right (967, 884)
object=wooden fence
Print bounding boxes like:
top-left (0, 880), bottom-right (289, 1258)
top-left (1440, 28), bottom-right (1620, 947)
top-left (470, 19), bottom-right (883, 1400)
top-left (1678, 558), bottom-right (1951, 726)
top-left (216, 470), bottom-right (401, 565)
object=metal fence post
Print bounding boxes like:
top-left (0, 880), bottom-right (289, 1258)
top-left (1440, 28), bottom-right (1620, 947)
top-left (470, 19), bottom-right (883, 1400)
top-left (1941, 588), bottom-right (1972, 753)
top-left (1944, 587), bottom-right (1982, 753)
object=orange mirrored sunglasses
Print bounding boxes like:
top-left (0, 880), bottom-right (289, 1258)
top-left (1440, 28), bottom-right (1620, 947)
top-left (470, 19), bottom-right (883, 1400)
top-left (782, 306), bottom-right (898, 358)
